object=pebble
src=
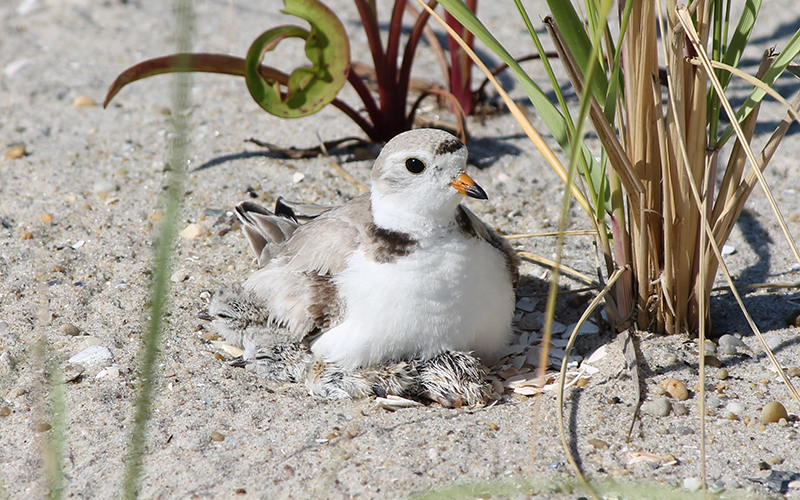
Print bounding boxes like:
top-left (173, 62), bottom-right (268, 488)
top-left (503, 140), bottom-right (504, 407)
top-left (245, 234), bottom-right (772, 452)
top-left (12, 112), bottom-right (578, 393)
top-left (726, 401), bottom-right (745, 415)
top-left (704, 355), bottom-right (722, 368)
top-left (68, 345), bottom-right (113, 366)
top-left (787, 367), bottom-right (800, 378)
top-left (683, 477), bottom-right (703, 492)
top-left (92, 180), bottom-right (117, 199)
top-left (718, 334), bottom-right (745, 348)
top-left (707, 397), bottom-right (722, 408)
top-left (63, 363), bottom-right (85, 382)
top-left (672, 403), bottom-right (689, 416)
top-left (73, 95), bottom-right (95, 107)
top-left (766, 336), bottom-right (782, 351)
top-left (21, 231), bottom-right (32, 240)
top-left (675, 426), bottom-right (694, 435)
top-left (760, 401), bottom-right (788, 423)
top-left (650, 386), bottom-right (667, 396)
top-left (0, 407), bottom-right (10, 417)
top-left (708, 480), bottom-right (726, 494)
top-left (4, 145), bottom-right (25, 161)
top-left (786, 309), bottom-right (800, 327)
top-left (719, 345), bottom-right (737, 356)
top-left (81, 337), bottom-right (102, 348)
top-left (663, 353), bottom-right (678, 365)
top-left (587, 438), bottom-right (609, 450)
top-left (721, 245), bottom-right (736, 255)
top-left (715, 368), bottom-right (729, 380)
top-left (292, 172), bottom-right (305, 183)
top-left (41, 213), bottom-right (52, 223)
top-left (170, 269), bottom-right (189, 283)
top-left (36, 423), bottom-right (52, 432)
top-left (642, 397), bottom-right (671, 417)
top-left (179, 223), bottom-right (204, 239)
top-left (60, 323), bottom-right (81, 336)
top-left (660, 378), bottom-right (689, 401)
top-left (210, 431), bottom-right (225, 442)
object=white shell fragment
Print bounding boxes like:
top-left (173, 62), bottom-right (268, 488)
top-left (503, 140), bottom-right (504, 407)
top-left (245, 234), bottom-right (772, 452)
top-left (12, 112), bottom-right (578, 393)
top-left (68, 345), bottom-right (113, 366)
top-left (376, 395), bottom-right (421, 410)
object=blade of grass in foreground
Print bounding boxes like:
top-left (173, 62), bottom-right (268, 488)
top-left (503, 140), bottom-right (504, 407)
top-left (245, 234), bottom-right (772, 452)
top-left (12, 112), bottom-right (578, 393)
top-left (120, 0), bottom-right (193, 498)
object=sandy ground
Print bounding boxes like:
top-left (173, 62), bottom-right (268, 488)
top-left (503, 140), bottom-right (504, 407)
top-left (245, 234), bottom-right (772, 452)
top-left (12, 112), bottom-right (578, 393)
top-left (2, 0), bottom-right (800, 498)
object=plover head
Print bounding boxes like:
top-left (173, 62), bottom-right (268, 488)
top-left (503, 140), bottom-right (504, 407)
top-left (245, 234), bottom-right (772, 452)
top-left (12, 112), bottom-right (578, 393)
top-left (370, 129), bottom-right (486, 233)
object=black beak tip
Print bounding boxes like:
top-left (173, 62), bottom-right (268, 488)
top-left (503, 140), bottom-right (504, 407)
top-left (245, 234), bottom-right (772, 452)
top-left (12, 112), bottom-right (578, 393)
top-left (196, 309), bottom-right (213, 321)
top-left (466, 183), bottom-right (488, 200)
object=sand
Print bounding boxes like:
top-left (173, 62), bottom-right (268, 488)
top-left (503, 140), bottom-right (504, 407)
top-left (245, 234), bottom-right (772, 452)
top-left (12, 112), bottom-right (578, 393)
top-left (2, 0), bottom-right (800, 498)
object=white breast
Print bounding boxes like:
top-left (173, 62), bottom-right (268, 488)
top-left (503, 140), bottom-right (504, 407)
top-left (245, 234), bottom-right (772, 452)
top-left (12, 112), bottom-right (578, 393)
top-left (310, 230), bottom-right (514, 370)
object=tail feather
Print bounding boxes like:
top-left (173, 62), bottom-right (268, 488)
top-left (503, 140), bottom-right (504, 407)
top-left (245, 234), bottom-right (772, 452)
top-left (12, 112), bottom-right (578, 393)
top-left (235, 201), bottom-right (299, 266)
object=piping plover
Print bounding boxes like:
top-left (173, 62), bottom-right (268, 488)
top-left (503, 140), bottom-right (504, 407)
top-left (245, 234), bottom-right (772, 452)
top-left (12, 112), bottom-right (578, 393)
top-left (201, 128), bottom-right (519, 406)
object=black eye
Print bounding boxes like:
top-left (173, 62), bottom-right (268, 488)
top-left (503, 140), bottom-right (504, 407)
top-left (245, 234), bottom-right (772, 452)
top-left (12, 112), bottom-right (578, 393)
top-left (405, 157), bottom-right (426, 174)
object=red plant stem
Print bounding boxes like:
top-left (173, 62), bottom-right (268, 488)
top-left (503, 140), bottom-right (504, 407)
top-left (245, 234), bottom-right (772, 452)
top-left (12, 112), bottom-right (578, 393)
top-left (444, 0), bottom-right (477, 115)
top-left (399, 1), bottom-right (437, 110)
top-left (354, 0), bottom-right (390, 121)
top-left (346, 68), bottom-right (384, 136)
top-left (383, 0), bottom-right (408, 133)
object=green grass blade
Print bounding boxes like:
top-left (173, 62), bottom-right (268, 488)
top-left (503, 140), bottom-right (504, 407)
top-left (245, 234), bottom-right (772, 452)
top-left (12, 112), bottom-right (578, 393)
top-left (436, 0), bottom-right (569, 148)
top-left (545, 0), bottom-right (608, 105)
top-left (718, 26), bottom-right (800, 146)
top-left (120, 0), bottom-right (193, 498)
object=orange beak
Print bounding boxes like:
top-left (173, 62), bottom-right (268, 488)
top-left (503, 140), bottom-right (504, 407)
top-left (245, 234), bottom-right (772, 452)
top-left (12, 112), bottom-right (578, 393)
top-left (449, 173), bottom-right (488, 200)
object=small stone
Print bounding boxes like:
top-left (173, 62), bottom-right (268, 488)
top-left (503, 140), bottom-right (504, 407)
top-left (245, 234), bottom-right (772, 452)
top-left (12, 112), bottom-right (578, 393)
top-left (489, 422), bottom-right (499, 431)
top-left (179, 223), bottom-right (204, 239)
top-left (36, 423), bottom-right (52, 432)
top-left (292, 172), bottom-right (305, 183)
top-left (675, 426), bottom-right (694, 436)
top-left (0, 407), bottom-right (10, 417)
top-left (766, 336), bottom-right (782, 351)
top-left (587, 438), bottom-right (609, 450)
top-left (575, 377), bottom-right (588, 387)
top-left (718, 334), bottom-right (745, 348)
top-left (210, 431), bottom-right (225, 442)
top-left (170, 269), bottom-right (189, 283)
top-left (105, 366), bottom-right (120, 378)
top-left (41, 213), bottom-right (52, 223)
top-left (81, 337), bottom-right (102, 348)
top-left (63, 363), bottom-right (85, 382)
top-left (21, 231), bottom-right (33, 240)
top-left (92, 180), bottom-right (117, 199)
top-left (721, 245), bottom-right (736, 255)
top-left (73, 95), bottom-right (95, 107)
top-left (642, 397), bottom-right (671, 417)
top-left (660, 378), bottom-right (689, 401)
top-left (60, 323), bottom-right (81, 336)
top-left (787, 309), bottom-right (800, 327)
top-left (715, 368), bottom-right (729, 380)
top-left (708, 480), bottom-right (725, 494)
top-left (787, 367), bottom-right (800, 378)
top-left (707, 397), bottom-right (722, 408)
top-left (201, 330), bottom-right (220, 341)
top-left (760, 401), bottom-right (788, 423)
top-left (683, 477), bottom-right (703, 492)
top-left (719, 345), bottom-right (737, 356)
top-left (150, 211), bottom-right (163, 222)
top-left (704, 355), bottom-right (722, 368)
top-left (4, 145), bottom-right (26, 161)
top-left (726, 401), bottom-right (745, 415)
top-left (650, 386), bottom-right (667, 396)
top-left (664, 353), bottom-right (678, 364)
top-left (672, 403), bottom-right (689, 416)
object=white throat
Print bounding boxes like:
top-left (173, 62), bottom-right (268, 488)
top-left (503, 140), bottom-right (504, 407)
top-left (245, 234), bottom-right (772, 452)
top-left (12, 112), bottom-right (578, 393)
top-left (370, 189), bottom-right (461, 237)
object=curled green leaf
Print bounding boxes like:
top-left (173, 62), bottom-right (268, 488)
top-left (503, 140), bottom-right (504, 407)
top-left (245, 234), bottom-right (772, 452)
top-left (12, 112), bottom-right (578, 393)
top-left (245, 0), bottom-right (350, 118)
